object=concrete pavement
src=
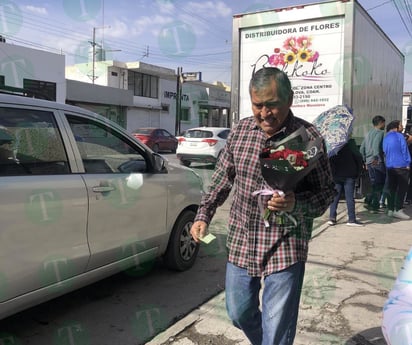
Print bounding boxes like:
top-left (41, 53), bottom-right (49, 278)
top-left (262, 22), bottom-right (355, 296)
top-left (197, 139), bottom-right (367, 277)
top-left (148, 201), bottom-right (412, 345)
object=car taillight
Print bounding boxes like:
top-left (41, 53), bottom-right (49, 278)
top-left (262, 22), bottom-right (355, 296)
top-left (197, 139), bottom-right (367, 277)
top-left (202, 139), bottom-right (218, 146)
top-left (178, 137), bottom-right (186, 144)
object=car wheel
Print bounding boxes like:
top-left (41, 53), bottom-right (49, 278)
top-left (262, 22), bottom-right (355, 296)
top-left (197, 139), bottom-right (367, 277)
top-left (164, 210), bottom-right (199, 271)
top-left (180, 160), bottom-right (191, 167)
top-left (152, 144), bottom-right (159, 153)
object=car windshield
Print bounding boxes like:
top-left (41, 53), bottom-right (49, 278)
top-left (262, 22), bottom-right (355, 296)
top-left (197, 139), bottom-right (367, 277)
top-left (185, 130), bottom-right (213, 138)
top-left (134, 128), bottom-right (152, 134)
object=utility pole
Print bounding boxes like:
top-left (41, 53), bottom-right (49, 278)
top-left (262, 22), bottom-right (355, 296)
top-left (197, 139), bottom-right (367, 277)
top-left (175, 67), bottom-right (183, 136)
top-left (92, 27), bottom-right (97, 84)
top-left (89, 26), bottom-right (113, 84)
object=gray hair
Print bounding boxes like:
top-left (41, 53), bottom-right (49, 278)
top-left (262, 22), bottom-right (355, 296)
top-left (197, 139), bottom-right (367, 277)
top-left (249, 67), bottom-right (292, 104)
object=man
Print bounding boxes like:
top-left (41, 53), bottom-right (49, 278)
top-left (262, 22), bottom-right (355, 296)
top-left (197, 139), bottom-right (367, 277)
top-left (360, 115), bottom-right (386, 213)
top-left (328, 137), bottom-right (364, 226)
top-left (190, 67), bottom-right (335, 345)
top-left (383, 120), bottom-right (411, 220)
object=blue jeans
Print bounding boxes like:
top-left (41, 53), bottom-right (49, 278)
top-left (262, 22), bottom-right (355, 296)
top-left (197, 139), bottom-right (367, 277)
top-left (366, 162), bottom-right (386, 209)
top-left (329, 177), bottom-right (357, 223)
top-left (225, 261), bottom-right (305, 345)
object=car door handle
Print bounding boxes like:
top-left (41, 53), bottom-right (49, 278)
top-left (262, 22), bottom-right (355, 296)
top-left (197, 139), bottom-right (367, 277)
top-left (92, 186), bottom-right (115, 193)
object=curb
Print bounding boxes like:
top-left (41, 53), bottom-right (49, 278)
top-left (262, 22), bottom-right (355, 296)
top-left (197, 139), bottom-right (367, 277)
top-left (146, 292), bottom-right (225, 344)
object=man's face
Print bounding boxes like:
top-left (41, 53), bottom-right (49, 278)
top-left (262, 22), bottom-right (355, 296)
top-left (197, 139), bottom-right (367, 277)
top-left (378, 121), bottom-right (385, 130)
top-left (251, 79), bottom-right (292, 137)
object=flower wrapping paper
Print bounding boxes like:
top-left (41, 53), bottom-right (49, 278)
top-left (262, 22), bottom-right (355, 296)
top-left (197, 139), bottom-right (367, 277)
top-left (259, 126), bottom-right (324, 191)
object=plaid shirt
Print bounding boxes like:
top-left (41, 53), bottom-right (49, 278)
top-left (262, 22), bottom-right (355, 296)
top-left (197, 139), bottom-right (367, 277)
top-left (195, 113), bottom-right (335, 277)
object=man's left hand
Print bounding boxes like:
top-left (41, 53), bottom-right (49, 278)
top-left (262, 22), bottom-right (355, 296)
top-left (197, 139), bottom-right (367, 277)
top-left (267, 191), bottom-right (295, 212)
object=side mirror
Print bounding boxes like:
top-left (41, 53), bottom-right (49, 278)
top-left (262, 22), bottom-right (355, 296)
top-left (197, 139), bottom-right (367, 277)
top-left (153, 153), bottom-right (167, 172)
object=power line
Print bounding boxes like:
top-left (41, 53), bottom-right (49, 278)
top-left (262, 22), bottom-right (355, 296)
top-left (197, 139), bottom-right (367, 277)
top-left (391, 0), bottom-right (412, 39)
top-left (366, 0), bottom-right (412, 39)
top-left (3, 4), bottom-right (232, 80)
top-left (399, 0), bottom-right (412, 29)
top-left (366, 0), bottom-right (392, 11)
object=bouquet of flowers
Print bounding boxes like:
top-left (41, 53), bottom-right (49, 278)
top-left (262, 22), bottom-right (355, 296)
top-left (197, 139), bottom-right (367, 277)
top-left (253, 126), bottom-right (324, 227)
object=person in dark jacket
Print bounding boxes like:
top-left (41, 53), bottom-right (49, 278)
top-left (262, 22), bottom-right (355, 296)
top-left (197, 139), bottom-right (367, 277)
top-left (328, 138), bottom-right (364, 226)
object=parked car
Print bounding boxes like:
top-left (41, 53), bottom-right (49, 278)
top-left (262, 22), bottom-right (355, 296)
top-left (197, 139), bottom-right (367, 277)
top-left (0, 93), bottom-right (203, 320)
top-left (175, 130), bottom-right (187, 142)
top-left (132, 127), bottom-right (178, 153)
top-left (176, 127), bottom-right (231, 167)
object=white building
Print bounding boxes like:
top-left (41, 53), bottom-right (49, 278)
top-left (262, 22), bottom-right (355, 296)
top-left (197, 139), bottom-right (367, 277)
top-left (0, 41), bottom-right (66, 102)
top-left (0, 41), bottom-right (231, 135)
top-left (65, 59), bottom-right (231, 134)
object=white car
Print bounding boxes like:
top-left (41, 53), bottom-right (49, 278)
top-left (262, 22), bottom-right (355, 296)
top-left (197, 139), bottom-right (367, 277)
top-left (176, 127), bottom-right (231, 167)
top-left (0, 93), bottom-right (203, 320)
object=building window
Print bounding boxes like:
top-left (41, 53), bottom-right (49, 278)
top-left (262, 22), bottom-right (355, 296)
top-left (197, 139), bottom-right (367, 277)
top-left (150, 75), bottom-right (158, 98)
top-left (181, 108), bottom-right (190, 122)
top-left (0, 75), bottom-right (4, 87)
top-left (23, 79), bottom-right (56, 101)
top-left (127, 71), bottom-right (158, 98)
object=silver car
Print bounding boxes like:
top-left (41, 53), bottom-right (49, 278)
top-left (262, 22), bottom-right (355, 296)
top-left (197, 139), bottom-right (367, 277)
top-left (0, 94), bottom-right (203, 320)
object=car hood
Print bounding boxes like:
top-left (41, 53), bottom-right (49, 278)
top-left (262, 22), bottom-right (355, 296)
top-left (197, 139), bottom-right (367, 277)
top-left (165, 160), bottom-right (204, 192)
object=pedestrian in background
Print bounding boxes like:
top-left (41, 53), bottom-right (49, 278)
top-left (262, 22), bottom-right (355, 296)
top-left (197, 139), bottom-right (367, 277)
top-left (403, 124), bottom-right (412, 205)
top-left (383, 120), bottom-right (411, 220)
top-left (328, 137), bottom-right (364, 226)
top-left (360, 115), bottom-right (386, 213)
top-left (190, 67), bottom-right (335, 345)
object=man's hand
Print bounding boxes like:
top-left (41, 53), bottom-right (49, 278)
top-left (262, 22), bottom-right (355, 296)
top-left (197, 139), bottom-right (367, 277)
top-left (190, 220), bottom-right (208, 243)
top-left (267, 191), bottom-right (295, 212)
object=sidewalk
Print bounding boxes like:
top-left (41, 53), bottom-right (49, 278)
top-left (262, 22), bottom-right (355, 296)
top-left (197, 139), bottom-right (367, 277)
top-left (148, 201), bottom-right (412, 345)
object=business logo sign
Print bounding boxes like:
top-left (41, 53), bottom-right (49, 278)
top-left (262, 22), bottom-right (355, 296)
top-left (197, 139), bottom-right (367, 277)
top-left (239, 17), bottom-right (344, 123)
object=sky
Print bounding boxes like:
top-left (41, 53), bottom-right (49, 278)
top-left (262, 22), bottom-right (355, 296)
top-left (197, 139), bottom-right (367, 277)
top-left (1, 0), bottom-right (412, 90)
